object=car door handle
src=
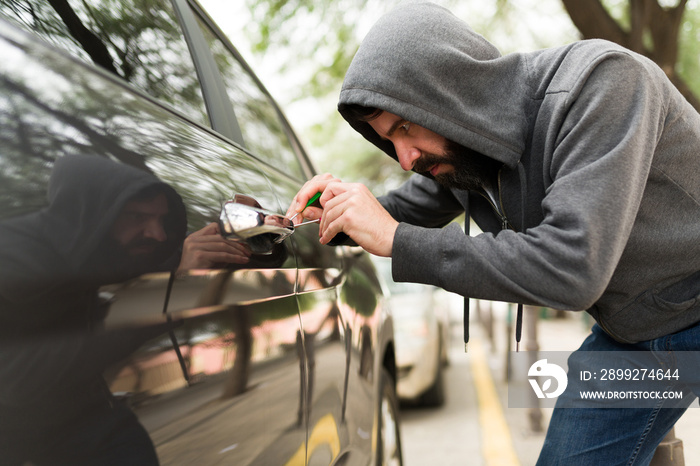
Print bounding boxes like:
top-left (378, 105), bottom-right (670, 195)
top-left (219, 194), bottom-right (294, 254)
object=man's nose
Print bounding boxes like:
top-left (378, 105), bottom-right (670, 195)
top-left (144, 219), bottom-right (167, 242)
top-left (395, 142), bottom-right (421, 171)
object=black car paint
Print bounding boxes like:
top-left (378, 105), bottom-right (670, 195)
top-left (0, 1), bottom-right (399, 464)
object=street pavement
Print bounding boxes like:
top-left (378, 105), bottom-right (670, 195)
top-left (399, 299), bottom-right (700, 466)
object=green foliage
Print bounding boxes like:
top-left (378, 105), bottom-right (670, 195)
top-left (239, 0), bottom-right (699, 190)
top-left (597, 0), bottom-right (700, 101)
top-left (306, 105), bottom-right (412, 193)
top-left (678, 2), bottom-right (700, 96)
top-left (600, 0), bottom-right (631, 28)
top-left (246, 0), bottom-right (374, 99)
top-left (341, 262), bottom-right (379, 317)
top-left (242, 0), bottom-right (465, 190)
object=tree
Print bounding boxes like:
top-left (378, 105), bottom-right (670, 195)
top-left (0, 0), bottom-right (210, 125)
top-left (562, 0), bottom-right (700, 110)
top-left (233, 0), bottom-right (699, 187)
top-left (241, 0), bottom-right (699, 105)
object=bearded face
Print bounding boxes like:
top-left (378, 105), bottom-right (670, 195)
top-left (413, 139), bottom-right (501, 192)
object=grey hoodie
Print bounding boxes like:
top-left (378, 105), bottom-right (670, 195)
top-left (0, 155), bottom-right (186, 430)
top-left (338, 2), bottom-right (700, 343)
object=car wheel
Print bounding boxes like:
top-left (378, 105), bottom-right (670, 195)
top-left (376, 368), bottom-right (403, 466)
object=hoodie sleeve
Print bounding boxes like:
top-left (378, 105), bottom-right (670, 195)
top-left (392, 51), bottom-right (668, 311)
top-left (378, 173), bottom-right (465, 227)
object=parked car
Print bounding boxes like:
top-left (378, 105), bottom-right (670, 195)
top-left (372, 257), bottom-right (451, 407)
top-left (0, 1), bottom-right (402, 465)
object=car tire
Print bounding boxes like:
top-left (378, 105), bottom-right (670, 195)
top-left (376, 368), bottom-right (403, 466)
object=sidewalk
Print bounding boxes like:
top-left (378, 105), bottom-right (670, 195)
top-left (464, 301), bottom-right (700, 466)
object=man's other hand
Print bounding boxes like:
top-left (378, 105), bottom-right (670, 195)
top-left (177, 222), bottom-right (251, 272)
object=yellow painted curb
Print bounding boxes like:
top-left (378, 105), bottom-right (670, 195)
top-left (470, 337), bottom-right (521, 466)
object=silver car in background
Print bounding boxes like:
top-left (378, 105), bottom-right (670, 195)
top-left (373, 257), bottom-right (452, 407)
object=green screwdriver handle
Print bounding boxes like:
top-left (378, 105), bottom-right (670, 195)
top-left (290, 192), bottom-right (321, 221)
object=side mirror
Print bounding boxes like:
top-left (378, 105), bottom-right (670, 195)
top-left (218, 195), bottom-right (294, 255)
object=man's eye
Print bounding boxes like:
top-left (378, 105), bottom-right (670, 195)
top-left (126, 213), bottom-right (146, 222)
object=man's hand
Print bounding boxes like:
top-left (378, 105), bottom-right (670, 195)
top-left (286, 173), bottom-right (341, 223)
top-left (288, 174), bottom-right (398, 257)
top-left (177, 222), bottom-right (251, 272)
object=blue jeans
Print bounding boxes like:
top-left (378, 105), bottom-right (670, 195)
top-left (536, 322), bottom-right (700, 465)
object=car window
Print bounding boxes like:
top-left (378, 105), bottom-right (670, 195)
top-left (0, 0), bottom-right (210, 128)
top-left (0, 18), bottom-right (279, 236)
top-left (193, 12), bottom-right (306, 180)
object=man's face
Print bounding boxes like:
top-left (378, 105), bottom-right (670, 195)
top-left (111, 193), bottom-right (169, 256)
top-left (368, 110), bottom-right (450, 175)
top-left (368, 111), bottom-right (500, 191)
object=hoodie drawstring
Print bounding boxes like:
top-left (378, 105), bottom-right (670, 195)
top-left (514, 162), bottom-right (528, 352)
top-left (463, 162), bottom-right (528, 352)
top-left (464, 202), bottom-right (471, 352)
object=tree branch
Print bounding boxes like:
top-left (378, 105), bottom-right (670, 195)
top-left (46, 0), bottom-right (120, 77)
top-left (561, 0), bottom-right (698, 111)
top-left (560, 0), bottom-right (628, 44)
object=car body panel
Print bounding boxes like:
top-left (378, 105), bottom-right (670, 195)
top-left (0, 2), bottom-right (398, 463)
top-left (372, 257), bottom-right (450, 405)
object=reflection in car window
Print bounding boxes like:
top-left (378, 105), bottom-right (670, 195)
top-left (0, 0), bottom-right (209, 128)
top-left (0, 24), bottom-right (278, 231)
top-left (194, 14), bottom-right (306, 180)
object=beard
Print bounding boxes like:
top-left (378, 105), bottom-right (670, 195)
top-left (413, 140), bottom-right (501, 192)
top-left (85, 236), bottom-right (170, 284)
top-left (121, 237), bottom-right (165, 257)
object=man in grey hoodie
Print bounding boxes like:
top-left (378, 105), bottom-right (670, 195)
top-left (289, 2), bottom-right (700, 463)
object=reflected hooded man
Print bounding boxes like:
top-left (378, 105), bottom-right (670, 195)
top-left (0, 155), bottom-right (187, 464)
top-left (288, 2), bottom-right (700, 464)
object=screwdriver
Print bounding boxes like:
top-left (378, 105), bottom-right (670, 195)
top-left (289, 192), bottom-right (322, 222)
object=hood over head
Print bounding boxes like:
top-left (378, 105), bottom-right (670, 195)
top-left (0, 155), bottom-right (187, 303)
top-left (44, 155), bottom-right (185, 271)
top-left (338, 2), bottom-right (532, 169)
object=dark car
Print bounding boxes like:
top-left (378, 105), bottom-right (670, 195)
top-left (0, 1), bottom-right (401, 464)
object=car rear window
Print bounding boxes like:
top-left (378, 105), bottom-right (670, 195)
top-left (193, 13), bottom-right (306, 180)
top-left (0, 0), bottom-right (210, 128)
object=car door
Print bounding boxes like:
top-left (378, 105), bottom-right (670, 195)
top-left (186, 5), bottom-right (388, 464)
top-left (0, 6), bottom-right (308, 465)
top-left (1, 1), bottom-right (400, 464)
